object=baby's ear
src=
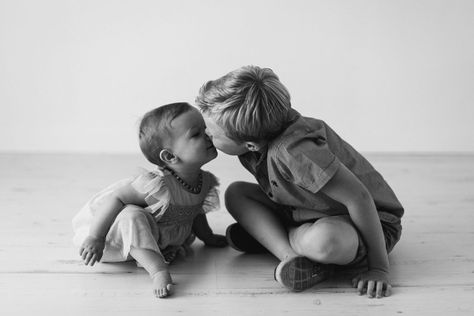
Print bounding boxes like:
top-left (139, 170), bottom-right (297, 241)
top-left (159, 149), bottom-right (178, 164)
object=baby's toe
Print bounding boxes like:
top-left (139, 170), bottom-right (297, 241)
top-left (163, 287), bottom-right (172, 298)
top-left (155, 285), bottom-right (173, 298)
top-left (155, 288), bottom-right (164, 298)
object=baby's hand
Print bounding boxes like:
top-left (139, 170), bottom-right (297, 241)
top-left (204, 234), bottom-right (227, 248)
top-left (79, 235), bottom-right (105, 266)
top-left (352, 269), bottom-right (391, 298)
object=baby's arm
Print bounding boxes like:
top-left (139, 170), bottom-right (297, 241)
top-left (192, 214), bottom-right (227, 247)
top-left (320, 164), bottom-right (390, 298)
top-left (80, 182), bottom-right (146, 266)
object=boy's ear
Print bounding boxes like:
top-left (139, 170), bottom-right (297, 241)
top-left (245, 142), bottom-right (264, 152)
top-left (159, 149), bottom-right (178, 164)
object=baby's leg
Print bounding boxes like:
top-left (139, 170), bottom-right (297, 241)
top-left (289, 215), bottom-right (359, 265)
top-left (112, 206), bottom-right (173, 298)
top-left (225, 181), bottom-right (298, 261)
top-left (129, 247), bottom-right (173, 298)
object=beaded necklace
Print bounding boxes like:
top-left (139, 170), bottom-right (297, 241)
top-left (167, 168), bottom-right (203, 194)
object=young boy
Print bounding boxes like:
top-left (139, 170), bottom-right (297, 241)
top-left (195, 66), bottom-right (403, 298)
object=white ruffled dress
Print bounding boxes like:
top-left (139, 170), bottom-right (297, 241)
top-left (72, 168), bottom-right (219, 263)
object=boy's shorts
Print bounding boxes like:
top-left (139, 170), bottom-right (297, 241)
top-left (277, 206), bottom-right (402, 267)
top-left (348, 211), bottom-right (402, 266)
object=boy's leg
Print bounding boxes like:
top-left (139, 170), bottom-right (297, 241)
top-left (225, 181), bottom-right (298, 261)
top-left (225, 181), bottom-right (335, 292)
top-left (289, 215), bottom-right (360, 265)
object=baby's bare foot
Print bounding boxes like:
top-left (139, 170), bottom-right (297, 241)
top-left (151, 270), bottom-right (173, 298)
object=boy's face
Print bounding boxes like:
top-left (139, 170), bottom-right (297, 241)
top-left (203, 113), bottom-right (248, 156)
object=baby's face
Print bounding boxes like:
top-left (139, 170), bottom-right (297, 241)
top-left (202, 113), bottom-right (248, 156)
top-left (168, 108), bottom-right (218, 167)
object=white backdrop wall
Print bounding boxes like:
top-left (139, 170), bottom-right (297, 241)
top-left (1, 0), bottom-right (473, 153)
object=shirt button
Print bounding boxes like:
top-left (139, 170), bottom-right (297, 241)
top-left (271, 180), bottom-right (278, 187)
top-left (268, 192), bottom-right (273, 198)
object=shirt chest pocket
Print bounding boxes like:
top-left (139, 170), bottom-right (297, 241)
top-left (266, 179), bottom-right (280, 199)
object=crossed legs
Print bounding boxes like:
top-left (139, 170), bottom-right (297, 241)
top-left (225, 181), bottom-right (359, 265)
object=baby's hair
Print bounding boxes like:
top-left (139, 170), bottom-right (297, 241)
top-left (196, 65), bottom-right (291, 142)
top-left (138, 102), bottom-right (193, 166)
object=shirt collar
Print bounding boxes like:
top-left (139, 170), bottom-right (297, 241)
top-left (238, 108), bottom-right (300, 164)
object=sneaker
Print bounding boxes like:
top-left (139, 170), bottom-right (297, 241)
top-left (274, 256), bottom-right (333, 292)
top-left (225, 223), bottom-right (268, 254)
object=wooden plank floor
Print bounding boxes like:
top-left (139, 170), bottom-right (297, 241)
top-left (1, 153), bottom-right (473, 315)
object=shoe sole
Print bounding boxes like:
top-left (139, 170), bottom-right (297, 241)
top-left (225, 224), bottom-right (268, 254)
top-left (225, 224), bottom-right (245, 252)
top-left (274, 256), bottom-right (329, 292)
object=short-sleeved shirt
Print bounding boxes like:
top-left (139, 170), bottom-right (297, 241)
top-left (238, 109), bottom-right (404, 221)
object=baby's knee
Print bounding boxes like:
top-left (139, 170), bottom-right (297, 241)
top-left (116, 205), bottom-right (148, 224)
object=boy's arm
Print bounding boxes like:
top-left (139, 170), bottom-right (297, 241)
top-left (80, 182), bottom-right (146, 265)
top-left (319, 163), bottom-right (390, 297)
top-left (192, 213), bottom-right (227, 247)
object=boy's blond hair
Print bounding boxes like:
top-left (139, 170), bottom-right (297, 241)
top-left (196, 65), bottom-right (291, 142)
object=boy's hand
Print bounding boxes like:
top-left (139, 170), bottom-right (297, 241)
top-left (79, 235), bottom-right (105, 266)
top-left (203, 234), bottom-right (227, 248)
top-left (352, 269), bottom-right (391, 298)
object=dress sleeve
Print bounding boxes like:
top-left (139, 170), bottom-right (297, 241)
top-left (131, 169), bottom-right (171, 217)
top-left (202, 172), bottom-right (220, 214)
top-left (276, 125), bottom-right (340, 193)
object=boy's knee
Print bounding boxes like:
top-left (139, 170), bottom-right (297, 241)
top-left (225, 181), bottom-right (249, 198)
top-left (291, 222), bottom-right (347, 263)
top-left (224, 181), bottom-right (251, 213)
top-left (309, 233), bottom-right (341, 263)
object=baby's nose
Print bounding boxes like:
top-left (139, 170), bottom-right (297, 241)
top-left (206, 135), bottom-right (214, 145)
top-left (205, 129), bottom-right (213, 140)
